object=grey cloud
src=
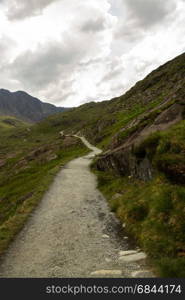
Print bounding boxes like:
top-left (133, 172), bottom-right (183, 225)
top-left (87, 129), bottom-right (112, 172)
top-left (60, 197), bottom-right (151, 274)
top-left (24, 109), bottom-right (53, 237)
top-left (60, 90), bottom-right (76, 100)
top-left (0, 39), bottom-right (10, 62)
top-left (51, 90), bottom-right (76, 104)
top-left (114, 22), bottom-right (144, 43)
top-left (98, 58), bottom-right (124, 85)
top-left (5, 0), bottom-right (59, 20)
top-left (2, 2), bottom-right (113, 104)
top-left (0, 37), bottom-right (16, 64)
top-left (9, 41), bottom-right (81, 89)
top-left (111, 83), bottom-right (125, 92)
top-left (60, 79), bottom-right (76, 90)
top-left (114, 0), bottom-right (177, 45)
top-left (101, 67), bottom-right (123, 83)
top-left (124, 0), bottom-right (177, 27)
top-left (80, 16), bottom-right (107, 33)
top-left (7, 25), bottom-right (104, 92)
top-left (78, 58), bottom-right (104, 67)
top-left (55, 79), bottom-right (77, 103)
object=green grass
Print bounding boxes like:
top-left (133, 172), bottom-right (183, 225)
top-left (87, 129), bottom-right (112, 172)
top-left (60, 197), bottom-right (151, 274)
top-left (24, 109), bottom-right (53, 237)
top-left (0, 116), bottom-right (28, 130)
top-left (0, 120), bottom-right (89, 256)
top-left (95, 171), bottom-right (185, 277)
top-left (133, 120), bottom-right (185, 183)
top-left (0, 51), bottom-right (185, 272)
top-left (93, 120), bottom-right (185, 277)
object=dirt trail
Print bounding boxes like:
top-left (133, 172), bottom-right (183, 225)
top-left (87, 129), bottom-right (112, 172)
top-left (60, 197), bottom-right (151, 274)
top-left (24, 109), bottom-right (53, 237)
top-left (0, 136), bottom-right (154, 278)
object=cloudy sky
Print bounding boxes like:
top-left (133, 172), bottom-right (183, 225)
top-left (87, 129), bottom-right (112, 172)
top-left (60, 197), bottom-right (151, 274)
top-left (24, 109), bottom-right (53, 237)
top-left (0, 0), bottom-right (185, 107)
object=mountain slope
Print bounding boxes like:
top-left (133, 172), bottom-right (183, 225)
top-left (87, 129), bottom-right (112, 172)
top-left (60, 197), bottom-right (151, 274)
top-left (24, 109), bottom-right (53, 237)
top-left (0, 89), bottom-right (68, 122)
top-left (0, 52), bottom-right (184, 277)
top-left (37, 52), bottom-right (185, 277)
top-left (42, 52), bottom-right (185, 148)
top-left (0, 115), bottom-right (28, 130)
top-left (0, 114), bottom-right (89, 256)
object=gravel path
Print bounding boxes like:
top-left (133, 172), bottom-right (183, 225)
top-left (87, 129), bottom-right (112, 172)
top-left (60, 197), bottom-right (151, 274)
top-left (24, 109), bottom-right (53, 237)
top-left (0, 137), bottom-right (154, 278)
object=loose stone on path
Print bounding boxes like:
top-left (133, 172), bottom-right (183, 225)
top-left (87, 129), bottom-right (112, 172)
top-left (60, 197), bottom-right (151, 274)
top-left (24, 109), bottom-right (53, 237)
top-left (119, 252), bottom-right (147, 263)
top-left (90, 270), bottom-right (122, 276)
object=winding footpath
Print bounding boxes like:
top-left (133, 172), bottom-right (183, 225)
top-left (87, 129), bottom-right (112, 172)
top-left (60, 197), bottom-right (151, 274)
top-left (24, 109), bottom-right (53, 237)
top-left (0, 136), bottom-right (154, 277)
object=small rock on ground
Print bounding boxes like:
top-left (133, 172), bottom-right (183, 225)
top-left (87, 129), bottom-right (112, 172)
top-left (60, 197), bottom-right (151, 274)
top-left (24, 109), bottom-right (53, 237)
top-left (131, 270), bottom-right (154, 278)
top-left (90, 270), bottom-right (122, 276)
top-left (102, 234), bottom-right (109, 238)
top-left (119, 252), bottom-right (147, 263)
top-left (119, 250), bottom-right (138, 256)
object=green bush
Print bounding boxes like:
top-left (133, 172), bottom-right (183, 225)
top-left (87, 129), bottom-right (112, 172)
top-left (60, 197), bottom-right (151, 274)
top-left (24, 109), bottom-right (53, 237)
top-left (157, 257), bottom-right (185, 277)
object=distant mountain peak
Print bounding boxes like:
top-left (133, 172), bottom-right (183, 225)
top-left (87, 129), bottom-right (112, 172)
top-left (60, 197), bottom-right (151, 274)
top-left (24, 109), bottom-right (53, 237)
top-left (0, 89), bottom-right (11, 94)
top-left (0, 89), bottom-right (68, 122)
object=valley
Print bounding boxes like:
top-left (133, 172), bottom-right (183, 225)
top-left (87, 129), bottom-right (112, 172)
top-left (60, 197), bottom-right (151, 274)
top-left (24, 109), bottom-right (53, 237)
top-left (0, 137), bottom-right (153, 278)
top-left (0, 52), bottom-right (185, 277)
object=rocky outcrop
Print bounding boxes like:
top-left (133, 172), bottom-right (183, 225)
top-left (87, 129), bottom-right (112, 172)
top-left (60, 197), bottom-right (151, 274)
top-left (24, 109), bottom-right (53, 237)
top-left (96, 146), bottom-right (154, 181)
top-left (95, 102), bottom-right (184, 181)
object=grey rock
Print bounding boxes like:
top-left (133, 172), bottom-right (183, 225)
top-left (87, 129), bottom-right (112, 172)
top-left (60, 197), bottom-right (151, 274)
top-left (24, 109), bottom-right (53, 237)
top-left (119, 252), bottom-right (147, 262)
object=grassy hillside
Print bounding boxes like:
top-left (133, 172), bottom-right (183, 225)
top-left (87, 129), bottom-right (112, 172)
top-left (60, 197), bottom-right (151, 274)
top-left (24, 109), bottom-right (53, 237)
top-left (0, 118), bottom-right (89, 255)
top-left (93, 120), bottom-right (185, 277)
top-left (0, 115), bottom-right (28, 130)
top-left (36, 52), bottom-right (184, 277)
top-left (41, 52), bottom-right (185, 149)
top-left (0, 52), bottom-right (184, 277)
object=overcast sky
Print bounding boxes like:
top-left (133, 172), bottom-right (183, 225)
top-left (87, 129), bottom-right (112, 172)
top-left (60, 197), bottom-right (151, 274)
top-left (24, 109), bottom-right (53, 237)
top-left (0, 0), bottom-right (185, 107)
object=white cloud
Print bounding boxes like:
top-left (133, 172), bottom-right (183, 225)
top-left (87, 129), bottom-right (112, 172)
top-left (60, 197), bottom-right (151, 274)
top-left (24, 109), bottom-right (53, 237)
top-left (123, 0), bottom-right (177, 27)
top-left (0, 0), bottom-right (184, 107)
top-left (4, 0), bottom-right (59, 20)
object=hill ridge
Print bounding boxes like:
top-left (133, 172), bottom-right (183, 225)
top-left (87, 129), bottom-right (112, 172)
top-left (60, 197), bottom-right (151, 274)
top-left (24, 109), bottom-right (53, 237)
top-left (0, 88), bottom-right (68, 122)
